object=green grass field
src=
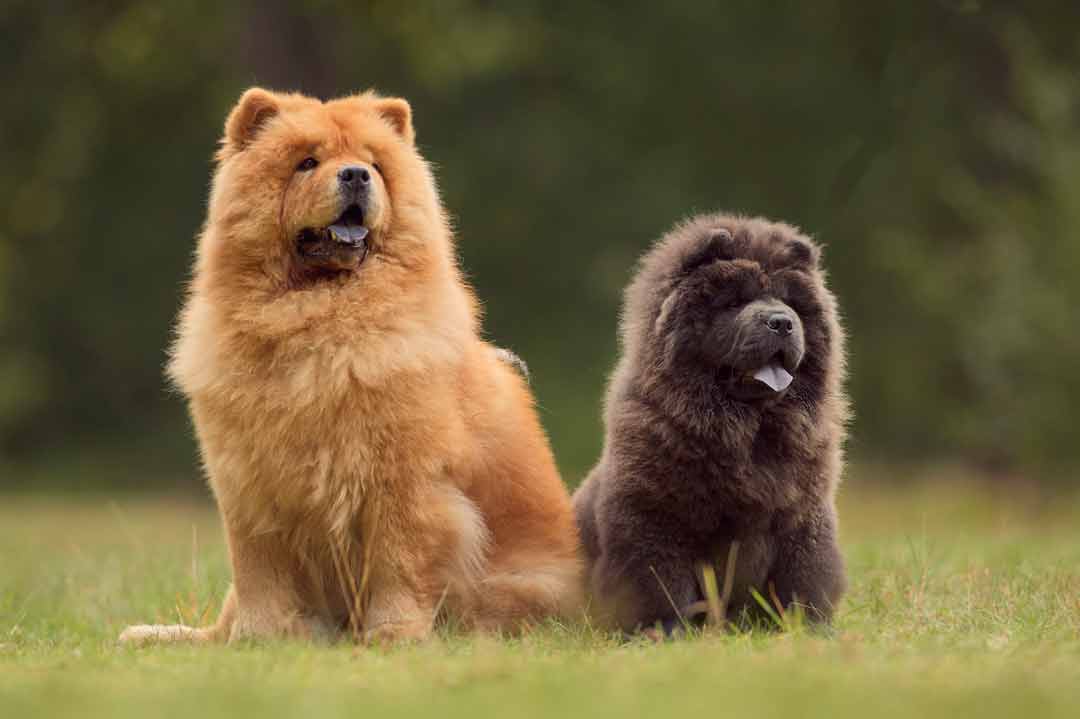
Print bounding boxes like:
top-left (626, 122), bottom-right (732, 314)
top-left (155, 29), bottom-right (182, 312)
top-left (3, 469), bottom-right (1079, 718)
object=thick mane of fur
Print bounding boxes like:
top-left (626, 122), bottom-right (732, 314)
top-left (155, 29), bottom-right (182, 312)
top-left (574, 212), bottom-right (850, 632)
top-left (170, 93), bottom-right (477, 401)
top-left (612, 213), bottom-right (847, 513)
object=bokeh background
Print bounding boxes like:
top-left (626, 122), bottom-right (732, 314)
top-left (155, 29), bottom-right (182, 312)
top-left (2, 0), bottom-right (1079, 492)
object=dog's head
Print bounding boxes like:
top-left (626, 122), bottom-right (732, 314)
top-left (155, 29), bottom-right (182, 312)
top-left (624, 214), bottom-right (839, 406)
top-left (203, 87), bottom-right (450, 291)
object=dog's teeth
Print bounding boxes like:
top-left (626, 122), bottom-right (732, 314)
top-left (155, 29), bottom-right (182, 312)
top-left (327, 222), bottom-right (369, 246)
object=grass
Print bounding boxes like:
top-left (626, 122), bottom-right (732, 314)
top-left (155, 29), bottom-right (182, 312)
top-left (2, 469), bottom-right (1080, 717)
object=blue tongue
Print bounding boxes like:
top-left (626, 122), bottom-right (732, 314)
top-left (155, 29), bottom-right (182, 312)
top-left (752, 363), bottom-right (794, 392)
top-left (327, 220), bottom-right (369, 247)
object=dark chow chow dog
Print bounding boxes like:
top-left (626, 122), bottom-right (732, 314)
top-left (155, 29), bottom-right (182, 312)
top-left (573, 213), bottom-right (848, 633)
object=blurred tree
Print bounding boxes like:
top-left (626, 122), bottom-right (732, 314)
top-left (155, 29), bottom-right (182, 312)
top-left (1, 0), bottom-right (1078, 487)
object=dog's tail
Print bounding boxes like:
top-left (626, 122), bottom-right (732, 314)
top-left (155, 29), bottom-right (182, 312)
top-left (492, 346), bottom-right (530, 382)
top-left (454, 556), bottom-right (583, 633)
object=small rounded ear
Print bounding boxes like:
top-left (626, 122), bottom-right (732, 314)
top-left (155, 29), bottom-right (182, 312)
top-left (679, 227), bottom-right (736, 276)
top-left (224, 87), bottom-right (280, 151)
top-left (373, 97), bottom-right (415, 143)
top-left (779, 236), bottom-right (820, 270)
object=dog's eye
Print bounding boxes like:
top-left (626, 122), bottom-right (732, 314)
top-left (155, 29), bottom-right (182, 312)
top-left (372, 162), bottom-right (383, 175)
top-left (296, 157), bottom-right (319, 172)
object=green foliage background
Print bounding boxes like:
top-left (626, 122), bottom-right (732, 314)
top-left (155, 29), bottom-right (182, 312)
top-left (2, 1), bottom-right (1078, 487)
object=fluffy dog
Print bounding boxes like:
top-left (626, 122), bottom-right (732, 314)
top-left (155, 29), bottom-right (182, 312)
top-left (573, 213), bottom-right (848, 632)
top-left (119, 88), bottom-right (581, 645)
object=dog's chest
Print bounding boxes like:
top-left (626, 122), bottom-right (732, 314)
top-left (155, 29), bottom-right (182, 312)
top-left (668, 445), bottom-right (810, 536)
top-left (193, 357), bottom-right (459, 532)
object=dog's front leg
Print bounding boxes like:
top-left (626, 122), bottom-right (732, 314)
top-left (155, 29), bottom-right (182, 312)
top-left (223, 524), bottom-right (329, 642)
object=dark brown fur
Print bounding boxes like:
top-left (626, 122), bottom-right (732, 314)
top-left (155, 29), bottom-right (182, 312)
top-left (573, 213), bottom-right (849, 632)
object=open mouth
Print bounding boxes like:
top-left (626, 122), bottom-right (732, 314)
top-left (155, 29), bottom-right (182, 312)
top-left (733, 352), bottom-right (795, 400)
top-left (297, 204), bottom-right (370, 267)
top-left (750, 357), bottom-right (794, 393)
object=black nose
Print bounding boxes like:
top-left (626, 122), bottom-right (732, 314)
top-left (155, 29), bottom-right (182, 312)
top-left (338, 165), bottom-right (371, 188)
top-left (765, 313), bottom-right (794, 336)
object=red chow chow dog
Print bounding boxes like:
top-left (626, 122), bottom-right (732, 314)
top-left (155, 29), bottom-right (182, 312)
top-left (120, 88), bottom-right (581, 645)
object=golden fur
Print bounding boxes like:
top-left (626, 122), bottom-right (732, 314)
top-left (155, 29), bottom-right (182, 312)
top-left (119, 88), bottom-right (582, 645)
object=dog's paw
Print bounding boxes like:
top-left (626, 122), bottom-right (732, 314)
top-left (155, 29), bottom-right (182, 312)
top-left (362, 618), bottom-right (431, 646)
